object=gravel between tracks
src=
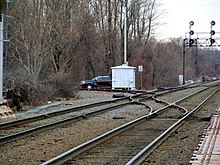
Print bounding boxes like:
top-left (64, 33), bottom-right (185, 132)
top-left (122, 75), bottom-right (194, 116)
top-left (0, 90), bottom-right (141, 165)
top-left (0, 88), bottom-right (218, 165)
top-left (141, 89), bottom-right (220, 165)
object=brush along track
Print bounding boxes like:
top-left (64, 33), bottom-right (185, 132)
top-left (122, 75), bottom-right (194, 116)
top-left (41, 86), bottom-right (219, 164)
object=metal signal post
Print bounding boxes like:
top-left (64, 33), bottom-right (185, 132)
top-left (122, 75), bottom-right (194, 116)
top-left (182, 21), bottom-right (220, 85)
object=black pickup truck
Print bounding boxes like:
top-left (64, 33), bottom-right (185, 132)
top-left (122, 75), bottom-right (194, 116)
top-left (80, 76), bottom-right (112, 89)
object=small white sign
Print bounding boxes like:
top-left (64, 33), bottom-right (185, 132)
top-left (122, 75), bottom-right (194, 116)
top-left (138, 65), bottom-right (143, 72)
top-left (179, 75), bottom-right (183, 85)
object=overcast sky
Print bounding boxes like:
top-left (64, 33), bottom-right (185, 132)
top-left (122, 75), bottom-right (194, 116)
top-left (157, 0), bottom-right (220, 40)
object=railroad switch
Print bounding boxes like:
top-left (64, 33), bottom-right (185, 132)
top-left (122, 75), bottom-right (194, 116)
top-left (0, 100), bottom-right (15, 119)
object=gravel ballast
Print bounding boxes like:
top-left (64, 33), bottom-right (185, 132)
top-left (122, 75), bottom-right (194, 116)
top-left (0, 88), bottom-right (219, 164)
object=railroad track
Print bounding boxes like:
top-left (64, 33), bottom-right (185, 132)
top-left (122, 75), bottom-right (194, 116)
top-left (0, 81), bottom-right (218, 164)
top-left (0, 94), bottom-right (143, 144)
top-left (0, 96), bottom-right (132, 130)
top-left (40, 84), bottom-right (220, 164)
top-left (0, 84), bottom-right (204, 145)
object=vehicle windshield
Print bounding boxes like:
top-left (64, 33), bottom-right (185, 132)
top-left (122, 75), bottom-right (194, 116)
top-left (92, 76), bottom-right (101, 81)
top-left (92, 76), bottom-right (111, 81)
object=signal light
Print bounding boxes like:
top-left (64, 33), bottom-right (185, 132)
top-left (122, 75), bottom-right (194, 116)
top-left (189, 39), bottom-right (194, 46)
top-left (189, 21), bottom-right (194, 26)
top-left (210, 38), bottom-right (215, 45)
top-left (210, 30), bottom-right (215, 35)
top-left (189, 30), bottom-right (194, 35)
top-left (211, 21), bottom-right (215, 26)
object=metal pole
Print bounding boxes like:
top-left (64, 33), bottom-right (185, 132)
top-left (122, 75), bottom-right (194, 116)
top-left (124, 0), bottom-right (127, 65)
top-left (0, 14), bottom-right (4, 101)
top-left (182, 39), bottom-right (186, 85)
top-left (140, 72), bottom-right (142, 89)
top-left (5, 0), bottom-right (10, 70)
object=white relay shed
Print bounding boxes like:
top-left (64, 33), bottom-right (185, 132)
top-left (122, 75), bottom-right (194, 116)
top-left (111, 64), bottom-right (136, 89)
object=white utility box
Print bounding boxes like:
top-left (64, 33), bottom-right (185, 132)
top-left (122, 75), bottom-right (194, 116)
top-left (111, 64), bottom-right (136, 89)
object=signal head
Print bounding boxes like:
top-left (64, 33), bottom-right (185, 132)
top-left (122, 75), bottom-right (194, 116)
top-left (211, 21), bottom-right (215, 26)
top-left (210, 38), bottom-right (215, 45)
top-left (189, 21), bottom-right (194, 26)
top-left (210, 30), bottom-right (215, 35)
top-left (189, 39), bottom-right (194, 47)
top-left (189, 30), bottom-right (194, 35)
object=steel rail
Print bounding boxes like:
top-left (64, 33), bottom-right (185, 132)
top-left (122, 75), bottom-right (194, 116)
top-left (0, 101), bottom-right (136, 144)
top-left (138, 86), bottom-right (204, 104)
top-left (150, 87), bottom-right (209, 116)
top-left (40, 87), bottom-right (216, 165)
top-left (172, 104), bottom-right (188, 115)
top-left (125, 89), bottom-right (219, 165)
top-left (0, 94), bottom-right (154, 144)
top-left (150, 85), bottom-right (209, 105)
top-left (0, 97), bottom-right (131, 129)
top-left (151, 95), bottom-right (171, 105)
top-left (174, 87), bottom-right (208, 104)
top-left (40, 105), bottom-right (172, 165)
top-left (131, 101), bottom-right (153, 114)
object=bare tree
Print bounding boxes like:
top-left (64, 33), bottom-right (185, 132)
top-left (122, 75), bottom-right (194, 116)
top-left (5, 0), bottom-right (166, 105)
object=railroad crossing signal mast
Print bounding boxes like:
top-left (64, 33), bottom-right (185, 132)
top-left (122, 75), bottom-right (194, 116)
top-left (182, 21), bottom-right (220, 85)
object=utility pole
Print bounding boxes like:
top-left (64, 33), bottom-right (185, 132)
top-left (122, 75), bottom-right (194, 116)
top-left (0, 0), bottom-right (13, 119)
top-left (124, 0), bottom-right (128, 65)
top-left (0, 13), bottom-right (3, 101)
top-left (0, 0), bottom-right (6, 101)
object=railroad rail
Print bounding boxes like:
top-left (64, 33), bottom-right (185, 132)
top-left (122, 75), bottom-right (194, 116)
top-left (40, 86), bottom-right (219, 164)
top-left (0, 96), bottom-right (131, 129)
top-left (126, 89), bottom-right (219, 165)
top-left (0, 81), bottom-right (218, 164)
top-left (0, 95), bottom-right (145, 144)
top-left (0, 81), bottom-right (207, 130)
top-left (0, 84), bottom-right (204, 145)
